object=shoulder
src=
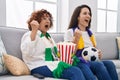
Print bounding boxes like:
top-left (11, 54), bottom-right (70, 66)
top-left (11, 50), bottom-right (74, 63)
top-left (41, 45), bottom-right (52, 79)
top-left (64, 28), bottom-right (74, 41)
top-left (22, 31), bottom-right (31, 38)
top-left (66, 29), bottom-right (73, 34)
top-left (23, 30), bottom-right (42, 37)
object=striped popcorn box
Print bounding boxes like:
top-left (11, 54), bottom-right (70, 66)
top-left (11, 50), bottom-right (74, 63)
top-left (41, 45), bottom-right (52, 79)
top-left (57, 42), bottom-right (76, 64)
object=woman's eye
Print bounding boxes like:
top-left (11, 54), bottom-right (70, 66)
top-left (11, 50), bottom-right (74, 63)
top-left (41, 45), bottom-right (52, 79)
top-left (42, 17), bottom-right (51, 21)
top-left (43, 17), bottom-right (46, 20)
top-left (83, 12), bottom-right (87, 15)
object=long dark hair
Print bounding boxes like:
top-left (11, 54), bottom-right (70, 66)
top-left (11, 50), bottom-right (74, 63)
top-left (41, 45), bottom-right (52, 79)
top-left (68, 4), bottom-right (92, 29)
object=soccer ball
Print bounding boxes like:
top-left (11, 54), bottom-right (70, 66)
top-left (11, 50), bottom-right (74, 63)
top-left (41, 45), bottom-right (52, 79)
top-left (81, 47), bottom-right (99, 61)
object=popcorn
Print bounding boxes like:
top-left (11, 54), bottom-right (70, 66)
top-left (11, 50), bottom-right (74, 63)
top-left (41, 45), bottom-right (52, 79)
top-left (57, 42), bottom-right (76, 64)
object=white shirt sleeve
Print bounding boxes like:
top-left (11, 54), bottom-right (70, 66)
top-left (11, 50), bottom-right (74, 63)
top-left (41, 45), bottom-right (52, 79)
top-left (64, 29), bottom-right (74, 42)
top-left (21, 31), bottom-right (39, 56)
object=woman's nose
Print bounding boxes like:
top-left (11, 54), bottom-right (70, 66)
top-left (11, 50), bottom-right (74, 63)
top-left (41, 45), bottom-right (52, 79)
top-left (46, 18), bottom-right (50, 22)
top-left (87, 14), bottom-right (91, 18)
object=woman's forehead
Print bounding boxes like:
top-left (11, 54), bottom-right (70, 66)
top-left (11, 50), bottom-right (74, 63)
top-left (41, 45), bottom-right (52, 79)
top-left (43, 13), bottom-right (50, 17)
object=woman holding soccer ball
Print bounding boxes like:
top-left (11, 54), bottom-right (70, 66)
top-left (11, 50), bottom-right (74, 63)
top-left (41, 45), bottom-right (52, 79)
top-left (64, 4), bottom-right (118, 80)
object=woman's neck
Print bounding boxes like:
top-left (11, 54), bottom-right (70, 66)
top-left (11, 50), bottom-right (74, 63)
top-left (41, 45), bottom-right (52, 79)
top-left (78, 25), bottom-right (86, 31)
top-left (40, 30), bottom-right (46, 35)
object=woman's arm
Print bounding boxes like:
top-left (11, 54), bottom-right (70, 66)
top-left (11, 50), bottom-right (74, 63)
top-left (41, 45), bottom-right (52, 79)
top-left (30, 20), bottom-right (39, 41)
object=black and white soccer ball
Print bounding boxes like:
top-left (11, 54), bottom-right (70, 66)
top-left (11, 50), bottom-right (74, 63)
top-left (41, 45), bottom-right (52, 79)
top-left (81, 47), bottom-right (99, 61)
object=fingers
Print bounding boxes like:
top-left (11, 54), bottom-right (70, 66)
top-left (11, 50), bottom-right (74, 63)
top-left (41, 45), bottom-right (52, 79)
top-left (74, 28), bottom-right (82, 38)
top-left (98, 49), bottom-right (102, 60)
top-left (30, 20), bottom-right (39, 31)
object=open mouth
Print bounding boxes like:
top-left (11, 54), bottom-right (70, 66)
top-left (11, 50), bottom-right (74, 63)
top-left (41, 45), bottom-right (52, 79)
top-left (85, 19), bottom-right (89, 23)
top-left (45, 25), bottom-right (49, 28)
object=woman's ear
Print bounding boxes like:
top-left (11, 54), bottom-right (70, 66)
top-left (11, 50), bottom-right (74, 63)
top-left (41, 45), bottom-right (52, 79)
top-left (77, 16), bottom-right (80, 21)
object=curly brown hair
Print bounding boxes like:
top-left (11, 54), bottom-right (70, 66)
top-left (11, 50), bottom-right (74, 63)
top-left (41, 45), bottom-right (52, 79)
top-left (27, 9), bottom-right (53, 30)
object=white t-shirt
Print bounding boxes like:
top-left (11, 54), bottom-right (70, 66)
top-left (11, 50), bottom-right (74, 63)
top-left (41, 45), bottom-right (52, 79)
top-left (21, 30), bottom-right (59, 71)
top-left (64, 29), bottom-right (93, 47)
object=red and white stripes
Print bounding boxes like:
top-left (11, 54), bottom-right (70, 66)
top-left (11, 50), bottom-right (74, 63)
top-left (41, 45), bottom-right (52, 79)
top-left (57, 42), bottom-right (76, 64)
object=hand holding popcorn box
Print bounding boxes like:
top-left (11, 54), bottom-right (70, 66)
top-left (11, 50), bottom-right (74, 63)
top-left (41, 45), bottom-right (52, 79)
top-left (57, 42), bottom-right (76, 64)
